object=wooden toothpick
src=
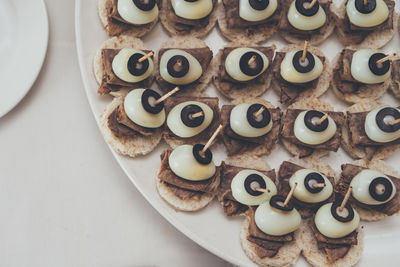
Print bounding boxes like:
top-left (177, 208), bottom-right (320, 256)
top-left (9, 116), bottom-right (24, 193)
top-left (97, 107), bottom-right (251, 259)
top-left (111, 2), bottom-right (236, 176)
top-left (307, 0), bottom-right (318, 9)
top-left (388, 118), bottom-right (400, 125)
top-left (284, 182), bottom-right (298, 207)
top-left (376, 53), bottom-right (397, 64)
top-left (191, 111), bottom-right (204, 118)
top-left (339, 186), bottom-right (352, 212)
top-left (312, 183), bottom-right (326, 188)
top-left (255, 188), bottom-right (271, 193)
top-left (138, 51), bottom-right (154, 63)
top-left (248, 55), bottom-right (257, 65)
top-left (200, 125), bottom-right (223, 155)
top-left (153, 87), bottom-right (179, 105)
top-left (301, 41), bottom-right (309, 63)
top-left (254, 106), bottom-right (266, 118)
top-left (315, 113), bottom-right (329, 125)
top-left (364, 0), bottom-right (367, 6)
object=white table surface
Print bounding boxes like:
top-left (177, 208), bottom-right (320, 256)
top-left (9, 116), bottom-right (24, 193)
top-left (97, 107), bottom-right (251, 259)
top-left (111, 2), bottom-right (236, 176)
top-left (0, 1), bottom-right (230, 266)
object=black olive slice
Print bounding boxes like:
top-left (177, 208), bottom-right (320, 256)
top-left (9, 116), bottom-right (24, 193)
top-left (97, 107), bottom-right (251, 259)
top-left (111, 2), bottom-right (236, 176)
top-left (246, 104), bottom-right (271, 129)
top-left (304, 110), bottom-right (329, 132)
top-left (249, 0), bottom-right (269, 10)
top-left (127, 53), bottom-right (150, 76)
top-left (270, 195), bottom-right (294, 212)
top-left (192, 144), bottom-right (213, 165)
top-left (369, 177), bottom-right (393, 202)
top-left (141, 89), bottom-right (164, 114)
top-left (368, 53), bottom-right (390, 76)
top-left (181, 104), bottom-right (204, 128)
top-left (239, 51), bottom-right (264, 77)
top-left (292, 50), bottom-right (315, 73)
top-left (355, 0), bottom-right (376, 14)
top-left (295, 0), bottom-right (320, 17)
top-left (167, 55), bottom-right (190, 78)
top-left (304, 172), bottom-right (325, 194)
top-left (132, 0), bottom-right (156, 11)
top-left (185, 0), bottom-right (198, 2)
top-left (330, 199), bottom-right (355, 223)
top-left (244, 174), bottom-right (267, 196)
top-left (375, 107), bottom-right (400, 133)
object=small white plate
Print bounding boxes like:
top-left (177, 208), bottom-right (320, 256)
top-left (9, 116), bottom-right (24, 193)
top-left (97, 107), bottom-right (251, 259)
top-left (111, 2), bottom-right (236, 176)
top-left (0, 0), bottom-right (48, 117)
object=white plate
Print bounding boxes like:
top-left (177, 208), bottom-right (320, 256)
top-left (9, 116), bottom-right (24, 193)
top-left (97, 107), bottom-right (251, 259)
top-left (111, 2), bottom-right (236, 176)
top-left (75, 1), bottom-right (400, 266)
top-left (0, 0), bottom-right (48, 117)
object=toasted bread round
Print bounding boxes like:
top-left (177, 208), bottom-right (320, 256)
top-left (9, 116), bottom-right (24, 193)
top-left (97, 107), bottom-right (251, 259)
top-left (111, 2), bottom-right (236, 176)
top-left (281, 98), bottom-right (334, 158)
top-left (332, 1), bottom-right (397, 49)
top-left (389, 54), bottom-right (400, 99)
top-left (154, 37), bottom-right (216, 97)
top-left (98, 0), bottom-right (158, 37)
top-left (226, 155), bottom-right (272, 172)
top-left (99, 96), bottom-right (163, 157)
top-left (217, 2), bottom-right (278, 44)
top-left (159, 0), bottom-right (218, 38)
top-left (156, 178), bottom-right (214, 211)
top-left (212, 43), bottom-right (275, 100)
top-left (299, 220), bottom-right (364, 267)
top-left (240, 216), bottom-right (302, 267)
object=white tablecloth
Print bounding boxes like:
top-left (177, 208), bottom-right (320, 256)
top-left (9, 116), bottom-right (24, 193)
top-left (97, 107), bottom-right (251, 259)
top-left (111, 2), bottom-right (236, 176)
top-left (0, 1), bottom-right (229, 266)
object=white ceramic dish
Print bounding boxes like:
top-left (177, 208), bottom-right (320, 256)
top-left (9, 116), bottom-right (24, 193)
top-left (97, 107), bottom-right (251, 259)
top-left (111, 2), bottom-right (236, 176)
top-left (75, 0), bottom-right (400, 266)
top-left (0, 0), bottom-right (48, 117)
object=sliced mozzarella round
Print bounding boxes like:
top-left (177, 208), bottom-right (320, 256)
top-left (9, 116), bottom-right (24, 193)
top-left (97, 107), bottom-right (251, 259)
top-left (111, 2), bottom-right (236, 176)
top-left (315, 203), bottom-right (360, 238)
top-left (117, 0), bottom-right (159, 25)
top-left (239, 0), bottom-right (278, 22)
top-left (365, 107), bottom-right (400, 143)
top-left (230, 103), bottom-right (273, 138)
top-left (168, 145), bottom-right (216, 181)
top-left (351, 49), bottom-right (391, 84)
top-left (255, 202), bottom-right (301, 236)
top-left (280, 50), bottom-right (323, 83)
top-left (287, 1), bottom-right (327, 30)
top-left (289, 169), bottom-right (333, 203)
top-left (294, 111), bottom-right (337, 145)
top-left (160, 49), bottom-right (202, 85)
top-left (171, 0), bottom-right (213, 20)
top-left (112, 48), bottom-right (154, 83)
top-left (167, 101), bottom-right (213, 138)
top-left (124, 89), bottom-right (165, 128)
top-left (346, 0), bottom-right (389, 28)
top-left (350, 169), bottom-right (396, 205)
top-left (231, 170), bottom-right (277, 206)
top-left (225, 48), bottom-right (269, 82)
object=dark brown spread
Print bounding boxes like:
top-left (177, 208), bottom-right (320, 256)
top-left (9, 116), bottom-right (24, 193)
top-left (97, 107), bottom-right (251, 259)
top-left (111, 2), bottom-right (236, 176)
top-left (217, 162), bottom-right (276, 216)
top-left (108, 108), bottom-right (137, 138)
top-left (246, 207), bottom-right (294, 258)
top-left (310, 220), bottom-right (358, 263)
top-left (272, 51), bottom-right (326, 105)
top-left (222, 0), bottom-right (281, 29)
top-left (214, 46), bottom-right (275, 96)
top-left (163, 96), bottom-right (221, 143)
top-left (158, 150), bottom-right (221, 200)
top-left (105, 0), bottom-right (161, 36)
top-left (278, 161), bottom-right (335, 215)
top-left (220, 105), bottom-right (281, 156)
top-left (333, 0), bottom-right (394, 45)
top-left (335, 164), bottom-right (400, 215)
top-left (281, 109), bottom-right (345, 152)
top-left (116, 103), bottom-right (156, 136)
top-left (166, 0), bottom-right (217, 34)
top-left (156, 47), bottom-right (213, 93)
top-left (99, 49), bottom-right (153, 95)
top-left (392, 60), bottom-right (400, 90)
top-left (278, 0), bottom-right (333, 40)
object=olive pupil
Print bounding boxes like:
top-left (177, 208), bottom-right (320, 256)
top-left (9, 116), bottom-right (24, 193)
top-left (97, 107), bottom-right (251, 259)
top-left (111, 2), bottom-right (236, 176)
top-left (250, 181), bottom-right (261, 191)
top-left (375, 184), bottom-right (385, 195)
top-left (299, 58), bottom-right (309, 67)
top-left (384, 115), bottom-right (395, 125)
top-left (311, 116), bottom-right (320, 124)
top-left (336, 207), bottom-right (349, 218)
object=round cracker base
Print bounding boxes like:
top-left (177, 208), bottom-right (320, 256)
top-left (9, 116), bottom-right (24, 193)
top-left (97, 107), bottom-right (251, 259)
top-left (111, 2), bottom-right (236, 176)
top-left (226, 155), bottom-right (272, 171)
top-left (299, 221), bottom-right (364, 267)
top-left (217, 2), bottom-right (278, 44)
top-left (156, 178), bottom-right (214, 211)
top-left (98, 0), bottom-right (158, 37)
top-left (240, 217), bottom-right (302, 267)
top-left (154, 37), bottom-right (216, 97)
top-left (332, 2), bottom-right (397, 49)
top-left (159, 0), bottom-right (218, 38)
top-left (100, 97), bottom-right (162, 157)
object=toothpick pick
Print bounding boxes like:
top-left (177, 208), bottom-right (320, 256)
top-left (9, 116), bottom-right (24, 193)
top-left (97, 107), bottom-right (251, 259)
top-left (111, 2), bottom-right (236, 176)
top-left (376, 53), bottom-right (397, 64)
top-left (312, 183), bottom-right (326, 188)
top-left (339, 186), bottom-right (352, 212)
top-left (248, 55), bottom-right (257, 65)
top-left (255, 188), bottom-right (270, 193)
top-left (191, 111), bottom-right (204, 118)
top-left (388, 118), bottom-right (400, 125)
top-left (138, 51), bottom-right (154, 63)
top-left (307, 0), bottom-right (318, 9)
top-left (201, 125), bottom-right (223, 155)
top-left (315, 113), bottom-right (329, 125)
top-left (364, 0), bottom-right (367, 6)
top-left (301, 41), bottom-right (309, 63)
top-left (254, 106), bottom-right (266, 118)
top-left (284, 182), bottom-right (298, 207)
top-left (153, 87), bottom-right (179, 105)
